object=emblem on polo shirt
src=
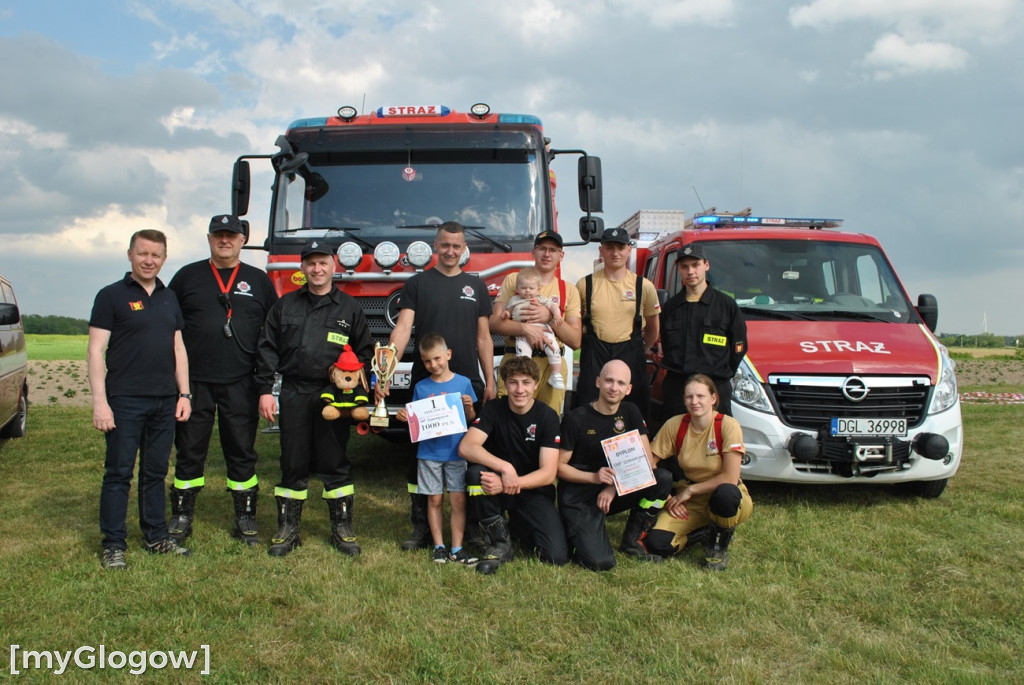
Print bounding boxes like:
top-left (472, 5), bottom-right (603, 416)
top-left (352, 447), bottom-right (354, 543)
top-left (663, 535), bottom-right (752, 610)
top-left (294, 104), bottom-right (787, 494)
top-left (129, 301), bottom-right (144, 311)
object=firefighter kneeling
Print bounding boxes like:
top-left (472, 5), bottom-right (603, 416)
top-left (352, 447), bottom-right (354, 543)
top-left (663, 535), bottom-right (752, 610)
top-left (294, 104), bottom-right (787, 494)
top-left (641, 374), bottom-right (753, 570)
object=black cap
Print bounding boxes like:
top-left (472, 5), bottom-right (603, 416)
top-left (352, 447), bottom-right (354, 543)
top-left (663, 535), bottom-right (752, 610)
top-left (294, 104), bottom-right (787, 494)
top-left (600, 227), bottom-right (630, 245)
top-left (679, 243), bottom-right (707, 261)
top-left (300, 239), bottom-right (334, 260)
top-left (209, 214), bottom-right (247, 235)
top-left (534, 230), bottom-right (563, 248)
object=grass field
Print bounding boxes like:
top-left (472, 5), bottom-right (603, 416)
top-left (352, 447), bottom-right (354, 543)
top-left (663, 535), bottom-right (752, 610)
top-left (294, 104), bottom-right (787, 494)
top-left (25, 334), bottom-right (89, 361)
top-left (1, 400), bottom-right (1021, 682)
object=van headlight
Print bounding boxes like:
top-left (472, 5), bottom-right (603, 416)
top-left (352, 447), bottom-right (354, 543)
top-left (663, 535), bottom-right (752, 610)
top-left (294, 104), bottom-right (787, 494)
top-left (732, 359), bottom-right (773, 413)
top-left (929, 346), bottom-right (959, 414)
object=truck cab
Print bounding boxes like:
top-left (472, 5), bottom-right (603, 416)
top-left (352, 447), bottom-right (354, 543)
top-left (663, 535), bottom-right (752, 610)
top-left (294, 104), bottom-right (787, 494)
top-left (639, 211), bottom-right (961, 497)
top-left (231, 103), bottom-right (603, 425)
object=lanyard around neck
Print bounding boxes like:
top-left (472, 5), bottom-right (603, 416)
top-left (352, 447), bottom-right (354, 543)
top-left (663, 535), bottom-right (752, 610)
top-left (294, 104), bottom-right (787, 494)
top-left (210, 260), bottom-right (241, 320)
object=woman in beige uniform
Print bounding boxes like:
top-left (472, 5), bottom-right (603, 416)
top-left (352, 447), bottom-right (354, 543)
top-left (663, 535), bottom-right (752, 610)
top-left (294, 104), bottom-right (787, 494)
top-left (642, 374), bottom-right (753, 570)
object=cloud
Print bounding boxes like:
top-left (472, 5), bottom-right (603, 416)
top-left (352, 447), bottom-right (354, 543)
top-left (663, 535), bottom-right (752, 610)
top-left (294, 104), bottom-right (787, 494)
top-left (788, 0), bottom-right (1016, 40)
top-left (862, 33), bottom-right (968, 79)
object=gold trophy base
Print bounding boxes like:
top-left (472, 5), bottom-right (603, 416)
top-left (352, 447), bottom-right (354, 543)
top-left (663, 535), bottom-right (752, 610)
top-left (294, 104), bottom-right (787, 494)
top-left (370, 408), bottom-right (390, 428)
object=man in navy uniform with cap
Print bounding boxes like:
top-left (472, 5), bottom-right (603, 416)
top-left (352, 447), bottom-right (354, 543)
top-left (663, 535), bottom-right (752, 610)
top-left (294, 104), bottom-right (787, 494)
top-left (658, 242), bottom-right (747, 419)
top-left (167, 215), bottom-right (277, 548)
top-left (255, 239), bottom-right (373, 558)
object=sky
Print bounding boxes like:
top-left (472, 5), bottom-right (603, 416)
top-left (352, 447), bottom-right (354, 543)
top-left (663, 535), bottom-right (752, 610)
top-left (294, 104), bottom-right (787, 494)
top-left (1, 0), bottom-right (1022, 335)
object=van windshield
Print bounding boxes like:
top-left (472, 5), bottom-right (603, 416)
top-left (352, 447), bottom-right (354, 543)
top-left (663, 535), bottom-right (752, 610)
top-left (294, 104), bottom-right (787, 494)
top-left (673, 239), bottom-right (915, 323)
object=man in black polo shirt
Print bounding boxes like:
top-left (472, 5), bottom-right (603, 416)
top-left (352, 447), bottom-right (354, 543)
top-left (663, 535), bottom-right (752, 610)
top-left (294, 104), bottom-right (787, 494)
top-left (167, 215), bottom-right (277, 547)
top-left (88, 229), bottom-right (193, 571)
top-left (459, 356), bottom-right (568, 575)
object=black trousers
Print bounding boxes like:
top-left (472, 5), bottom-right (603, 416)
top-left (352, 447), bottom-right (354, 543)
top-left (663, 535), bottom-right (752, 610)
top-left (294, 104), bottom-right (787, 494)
top-left (558, 467), bottom-right (673, 571)
top-left (573, 333), bottom-right (650, 420)
top-left (466, 463), bottom-right (568, 565)
top-left (661, 371), bottom-right (732, 422)
top-left (173, 377), bottom-right (259, 488)
top-left (277, 382), bottom-right (352, 495)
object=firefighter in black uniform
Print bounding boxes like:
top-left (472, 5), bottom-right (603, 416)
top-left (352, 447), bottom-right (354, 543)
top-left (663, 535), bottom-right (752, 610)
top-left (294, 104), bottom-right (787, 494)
top-left (459, 357), bottom-right (568, 575)
top-left (255, 239), bottom-right (373, 558)
top-left (557, 360), bottom-right (672, 571)
top-left (659, 243), bottom-right (747, 420)
top-left (167, 215), bottom-right (277, 548)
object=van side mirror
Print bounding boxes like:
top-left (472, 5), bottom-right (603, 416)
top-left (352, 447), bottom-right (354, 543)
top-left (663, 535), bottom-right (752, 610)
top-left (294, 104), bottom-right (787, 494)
top-left (916, 294), bottom-right (938, 332)
top-left (0, 302), bottom-right (20, 326)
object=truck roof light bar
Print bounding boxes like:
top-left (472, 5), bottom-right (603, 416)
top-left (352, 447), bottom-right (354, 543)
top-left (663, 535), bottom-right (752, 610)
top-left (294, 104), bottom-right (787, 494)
top-left (692, 215), bottom-right (844, 229)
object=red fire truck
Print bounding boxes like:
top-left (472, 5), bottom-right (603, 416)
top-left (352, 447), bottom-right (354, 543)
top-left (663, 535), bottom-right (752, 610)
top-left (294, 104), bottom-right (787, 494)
top-left (636, 209), bottom-right (962, 497)
top-left (229, 102), bottom-right (603, 424)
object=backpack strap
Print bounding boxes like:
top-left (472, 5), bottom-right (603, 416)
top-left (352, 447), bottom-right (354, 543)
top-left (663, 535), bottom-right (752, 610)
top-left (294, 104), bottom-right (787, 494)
top-left (632, 276), bottom-right (644, 338)
top-left (674, 412), bottom-right (725, 455)
top-left (557, 278), bottom-right (566, 316)
top-left (583, 273), bottom-right (593, 332)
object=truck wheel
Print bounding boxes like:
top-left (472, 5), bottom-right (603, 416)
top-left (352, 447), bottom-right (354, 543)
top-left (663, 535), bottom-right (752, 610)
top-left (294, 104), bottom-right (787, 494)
top-left (895, 478), bottom-right (948, 499)
top-left (1, 386), bottom-right (27, 439)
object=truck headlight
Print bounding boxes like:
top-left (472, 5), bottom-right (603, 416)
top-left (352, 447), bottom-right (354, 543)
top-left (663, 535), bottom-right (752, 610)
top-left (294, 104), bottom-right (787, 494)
top-left (732, 358), bottom-right (773, 413)
top-left (929, 346), bottom-right (959, 414)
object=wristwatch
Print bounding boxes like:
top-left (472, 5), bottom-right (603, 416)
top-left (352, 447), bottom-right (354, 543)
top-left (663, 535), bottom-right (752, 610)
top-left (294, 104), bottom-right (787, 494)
top-left (179, 393), bottom-right (193, 401)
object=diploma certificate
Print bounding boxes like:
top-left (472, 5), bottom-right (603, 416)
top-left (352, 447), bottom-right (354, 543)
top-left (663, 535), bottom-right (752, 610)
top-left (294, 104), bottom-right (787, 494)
top-left (405, 393), bottom-right (468, 443)
top-left (601, 429), bottom-right (656, 496)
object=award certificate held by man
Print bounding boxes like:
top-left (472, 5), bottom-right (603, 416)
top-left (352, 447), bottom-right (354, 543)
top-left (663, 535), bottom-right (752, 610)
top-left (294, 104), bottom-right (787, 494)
top-left (601, 429), bottom-right (656, 496)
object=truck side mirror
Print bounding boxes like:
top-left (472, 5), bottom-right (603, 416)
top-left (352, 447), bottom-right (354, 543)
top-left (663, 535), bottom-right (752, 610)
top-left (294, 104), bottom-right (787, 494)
top-left (232, 160), bottom-right (251, 217)
top-left (916, 294), bottom-right (938, 332)
top-left (577, 156), bottom-right (603, 213)
top-left (579, 216), bottom-right (604, 243)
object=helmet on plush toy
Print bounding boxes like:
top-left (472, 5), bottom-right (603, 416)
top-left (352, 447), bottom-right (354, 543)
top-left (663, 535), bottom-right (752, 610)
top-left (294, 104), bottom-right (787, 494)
top-left (333, 344), bottom-right (363, 372)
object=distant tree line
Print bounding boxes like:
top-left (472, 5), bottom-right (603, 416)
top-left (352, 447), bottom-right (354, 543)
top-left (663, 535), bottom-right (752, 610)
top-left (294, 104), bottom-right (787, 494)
top-left (938, 332), bottom-right (1022, 348)
top-left (23, 314), bottom-right (90, 335)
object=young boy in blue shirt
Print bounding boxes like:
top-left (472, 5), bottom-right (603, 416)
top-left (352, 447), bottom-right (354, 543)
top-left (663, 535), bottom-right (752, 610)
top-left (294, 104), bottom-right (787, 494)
top-left (397, 333), bottom-right (478, 564)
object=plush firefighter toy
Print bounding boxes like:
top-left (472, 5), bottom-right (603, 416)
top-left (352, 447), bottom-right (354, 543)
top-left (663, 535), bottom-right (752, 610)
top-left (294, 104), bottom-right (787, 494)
top-left (321, 344), bottom-right (371, 422)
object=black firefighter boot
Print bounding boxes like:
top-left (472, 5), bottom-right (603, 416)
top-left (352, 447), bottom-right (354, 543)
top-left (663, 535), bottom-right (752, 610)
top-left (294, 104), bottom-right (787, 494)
top-left (620, 507), bottom-right (665, 563)
top-left (268, 496), bottom-right (303, 557)
top-left (400, 493), bottom-right (431, 551)
top-left (702, 522), bottom-right (736, 571)
top-left (230, 488), bottom-right (260, 547)
top-left (326, 495), bottom-right (361, 557)
top-left (475, 515), bottom-right (514, 575)
top-left (168, 486), bottom-right (201, 546)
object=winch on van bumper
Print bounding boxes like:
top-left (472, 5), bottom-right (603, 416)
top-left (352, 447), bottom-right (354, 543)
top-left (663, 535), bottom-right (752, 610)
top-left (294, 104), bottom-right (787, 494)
top-left (733, 375), bottom-right (963, 484)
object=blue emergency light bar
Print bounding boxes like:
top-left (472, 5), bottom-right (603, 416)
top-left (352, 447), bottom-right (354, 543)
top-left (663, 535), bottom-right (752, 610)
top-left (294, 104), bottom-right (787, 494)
top-left (693, 215), bottom-right (843, 229)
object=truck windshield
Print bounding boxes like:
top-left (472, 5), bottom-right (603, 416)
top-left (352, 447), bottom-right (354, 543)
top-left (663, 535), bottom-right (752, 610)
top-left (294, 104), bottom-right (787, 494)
top-left (269, 130), bottom-right (547, 251)
top-left (676, 239), bottom-right (915, 323)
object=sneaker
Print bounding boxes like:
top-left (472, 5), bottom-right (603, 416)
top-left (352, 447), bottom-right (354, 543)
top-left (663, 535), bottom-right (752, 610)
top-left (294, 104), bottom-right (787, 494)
top-left (547, 373), bottom-right (566, 390)
top-left (449, 547), bottom-right (479, 566)
top-left (144, 538), bottom-right (192, 557)
top-left (432, 546), bottom-right (449, 564)
top-left (101, 548), bottom-right (127, 571)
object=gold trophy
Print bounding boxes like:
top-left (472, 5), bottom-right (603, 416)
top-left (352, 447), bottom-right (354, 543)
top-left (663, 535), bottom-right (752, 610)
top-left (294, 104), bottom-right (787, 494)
top-left (370, 342), bottom-right (399, 428)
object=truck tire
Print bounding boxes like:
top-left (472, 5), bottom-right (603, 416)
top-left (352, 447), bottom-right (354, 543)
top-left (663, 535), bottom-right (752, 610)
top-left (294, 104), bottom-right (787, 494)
top-left (0, 386), bottom-right (27, 439)
top-left (895, 478), bottom-right (948, 499)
